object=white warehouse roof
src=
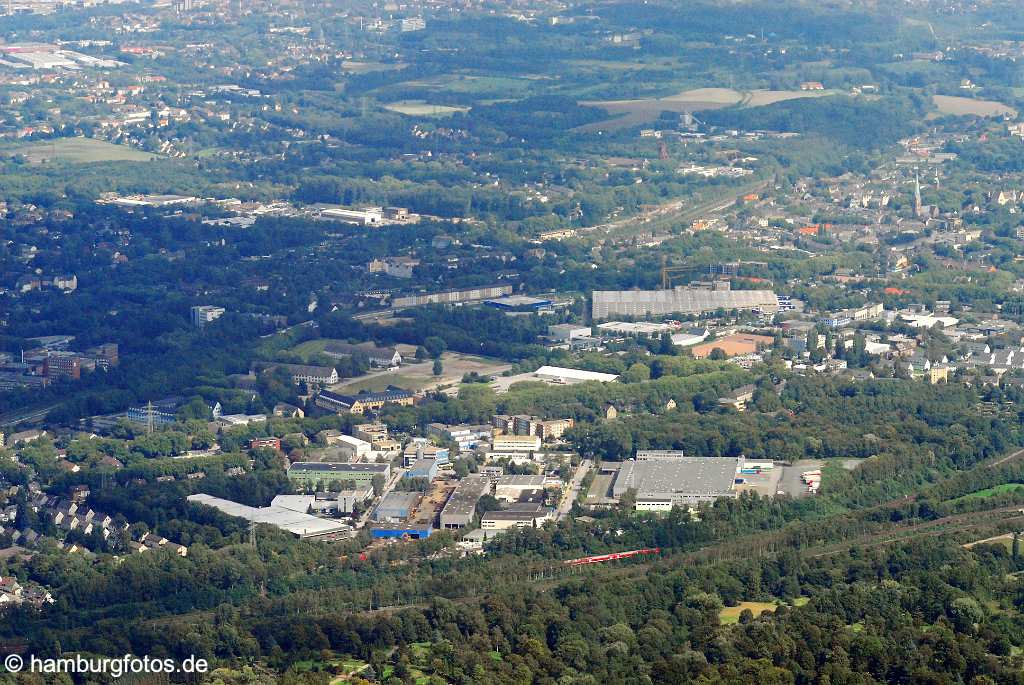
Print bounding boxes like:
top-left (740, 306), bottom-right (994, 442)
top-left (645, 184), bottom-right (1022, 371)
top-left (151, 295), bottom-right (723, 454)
top-left (187, 494), bottom-right (350, 539)
top-left (534, 365), bottom-right (619, 383)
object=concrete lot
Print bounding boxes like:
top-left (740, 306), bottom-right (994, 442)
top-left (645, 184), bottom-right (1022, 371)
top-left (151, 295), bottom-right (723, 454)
top-left (736, 466), bottom-right (783, 497)
top-left (331, 352), bottom-right (512, 393)
top-left (586, 472), bottom-right (615, 505)
top-left (777, 459), bottom-right (824, 498)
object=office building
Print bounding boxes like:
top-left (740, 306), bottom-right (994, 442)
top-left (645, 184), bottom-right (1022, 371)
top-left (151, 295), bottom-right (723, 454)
top-left (491, 435), bottom-right (542, 452)
top-left (191, 305), bottom-right (226, 328)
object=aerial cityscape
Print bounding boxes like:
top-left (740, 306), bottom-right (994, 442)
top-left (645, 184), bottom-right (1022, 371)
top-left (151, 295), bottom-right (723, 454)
top-left (4, 0), bottom-right (1024, 682)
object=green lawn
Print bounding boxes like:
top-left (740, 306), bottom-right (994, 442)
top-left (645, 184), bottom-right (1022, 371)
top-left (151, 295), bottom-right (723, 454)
top-left (1, 137), bottom-right (160, 164)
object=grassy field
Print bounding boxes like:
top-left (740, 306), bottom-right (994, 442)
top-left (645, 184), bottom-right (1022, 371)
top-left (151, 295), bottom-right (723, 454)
top-left (719, 598), bottom-right (809, 625)
top-left (579, 88), bottom-right (838, 131)
top-left (290, 338), bottom-right (337, 362)
top-left (329, 351), bottom-right (512, 393)
top-left (932, 94), bottom-right (1016, 118)
top-left (383, 100), bottom-right (470, 117)
top-left (964, 532), bottom-right (1017, 552)
top-left (951, 483), bottom-right (1024, 503)
top-left (1, 137), bottom-right (160, 164)
top-left (382, 73), bottom-right (534, 98)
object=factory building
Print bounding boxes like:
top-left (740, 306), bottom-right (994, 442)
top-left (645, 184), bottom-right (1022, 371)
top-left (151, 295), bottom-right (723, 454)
top-left (187, 494), bottom-right (351, 540)
top-left (480, 504), bottom-right (552, 531)
top-left (494, 474), bottom-right (550, 502)
top-left (592, 286), bottom-right (779, 319)
top-left (439, 476), bottom-right (489, 529)
top-left (373, 491), bottom-right (422, 523)
top-left (612, 456), bottom-right (741, 509)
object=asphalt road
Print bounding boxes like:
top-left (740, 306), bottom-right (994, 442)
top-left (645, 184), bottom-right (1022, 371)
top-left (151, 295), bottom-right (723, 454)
top-left (558, 459), bottom-right (593, 519)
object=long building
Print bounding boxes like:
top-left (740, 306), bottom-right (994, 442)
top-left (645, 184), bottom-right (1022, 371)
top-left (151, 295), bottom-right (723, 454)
top-left (392, 285), bottom-right (512, 309)
top-left (316, 386), bottom-right (415, 414)
top-left (439, 476), bottom-right (489, 529)
top-left (187, 494), bottom-right (351, 540)
top-left (612, 456), bottom-right (741, 510)
top-left (592, 287), bottom-right (779, 319)
top-left (287, 462), bottom-right (390, 490)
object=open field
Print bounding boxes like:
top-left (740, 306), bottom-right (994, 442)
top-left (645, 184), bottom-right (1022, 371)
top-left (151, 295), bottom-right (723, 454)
top-left (932, 94), bottom-right (1016, 118)
top-left (381, 73), bottom-right (535, 98)
top-left (329, 351), bottom-right (512, 393)
top-left (720, 598), bottom-right (808, 625)
top-left (579, 88), bottom-right (838, 131)
top-left (0, 137), bottom-right (161, 164)
top-left (341, 61), bottom-right (405, 74)
top-left (383, 100), bottom-right (470, 117)
top-left (290, 338), bottom-right (338, 362)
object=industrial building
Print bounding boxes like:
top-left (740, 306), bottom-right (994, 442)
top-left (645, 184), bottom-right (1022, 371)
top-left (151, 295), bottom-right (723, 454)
top-left (406, 458), bottom-right (440, 481)
top-left (370, 523), bottom-right (433, 539)
top-left (597, 321), bottom-right (674, 336)
top-left (392, 285), bottom-right (512, 309)
top-left (484, 295), bottom-right (553, 311)
top-left (548, 324), bottom-right (592, 342)
top-left (287, 462), bottom-right (390, 490)
top-left (373, 491), bottom-right (422, 523)
top-left (612, 456), bottom-right (741, 509)
top-left (533, 366), bottom-right (620, 384)
top-left (320, 206), bottom-right (383, 226)
top-left (439, 476), bottom-right (489, 529)
top-left (480, 504), bottom-right (551, 530)
top-left (592, 287), bottom-right (779, 319)
top-left (332, 435), bottom-right (372, 461)
top-left (495, 475), bottom-right (550, 502)
top-left (269, 489), bottom-right (372, 515)
top-left (187, 494), bottom-right (351, 539)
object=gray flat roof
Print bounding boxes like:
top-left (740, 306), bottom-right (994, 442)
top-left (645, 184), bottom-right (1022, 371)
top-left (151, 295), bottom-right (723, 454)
top-left (613, 457), bottom-right (739, 498)
top-left (441, 476), bottom-right (489, 518)
top-left (376, 491), bottom-right (420, 512)
top-left (496, 474), bottom-right (547, 487)
top-left (289, 462), bottom-right (389, 473)
top-left (593, 289), bottom-right (778, 317)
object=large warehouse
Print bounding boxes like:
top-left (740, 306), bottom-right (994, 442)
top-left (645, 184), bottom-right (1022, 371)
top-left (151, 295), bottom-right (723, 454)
top-left (592, 287), bottom-right (780, 319)
top-left (612, 456), bottom-right (741, 510)
top-left (187, 494), bottom-right (351, 540)
top-left (439, 476), bottom-right (489, 529)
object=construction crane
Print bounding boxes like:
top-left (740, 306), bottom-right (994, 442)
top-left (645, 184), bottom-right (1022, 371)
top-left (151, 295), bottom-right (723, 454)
top-left (564, 548), bottom-right (661, 566)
